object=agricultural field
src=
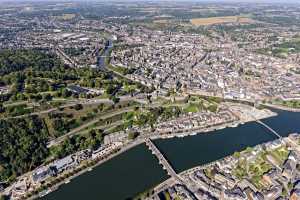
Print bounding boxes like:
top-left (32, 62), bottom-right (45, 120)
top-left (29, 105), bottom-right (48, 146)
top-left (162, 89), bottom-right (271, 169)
top-left (55, 14), bottom-right (76, 21)
top-left (153, 19), bottom-right (169, 24)
top-left (190, 16), bottom-right (254, 26)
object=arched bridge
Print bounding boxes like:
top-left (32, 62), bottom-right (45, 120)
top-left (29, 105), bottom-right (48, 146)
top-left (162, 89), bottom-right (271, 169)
top-left (256, 120), bottom-right (282, 139)
top-left (145, 138), bottom-right (181, 181)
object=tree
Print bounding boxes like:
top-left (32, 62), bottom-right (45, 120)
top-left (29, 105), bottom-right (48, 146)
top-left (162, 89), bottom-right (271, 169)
top-left (98, 103), bottom-right (104, 112)
top-left (128, 131), bottom-right (139, 140)
top-left (79, 93), bottom-right (86, 99)
top-left (0, 49), bottom-right (62, 76)
top-left (0, 116), bottom-right (49, 183)
top-left (92, 108), bottom-right (98, 114)
top-left (233, 152), bottom-right (241, 158)
top-left (0, 103), bottom-right (5, 113)
top-left (43, 93), bottom-right (53, 101)
top-left (62, 88), bottom-right (72, 98)
top-left (105, 84), bottom-right (116, 95)
top-left (110, 95), bottom-right (120, 104)
top-left (89, 129), bottom-right (97, 138)
top-left (207, 104), bottom-right (218, 113)
top-left (0, 195), bottom-right (7, 200)
top-left (74, 104), bottom-right (83, 111)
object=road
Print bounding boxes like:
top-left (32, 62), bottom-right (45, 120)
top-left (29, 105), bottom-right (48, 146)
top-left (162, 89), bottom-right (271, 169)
top-left (47, 106), bottom-right (135, 147)
top-left (46, 99), bottom-right (196, 148)
top-left (145, 138), bottom-right (199, 198)
top-left (1, 95), bottom-right (138, 120)
top-left (263, 103), bottom-right (300, 112)
top-left (27, 139), bottom-right (146, 200)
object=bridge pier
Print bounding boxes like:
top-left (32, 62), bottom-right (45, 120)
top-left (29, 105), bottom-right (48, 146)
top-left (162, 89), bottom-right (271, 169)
top-left (145, 138), bottom-right (179, 181)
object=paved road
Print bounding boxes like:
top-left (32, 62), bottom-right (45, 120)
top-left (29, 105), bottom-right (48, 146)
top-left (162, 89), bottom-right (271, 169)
top-left (3, 100), bottom-right (29, 107)
top-left (145, 138), bottom-right (178, 179)
top-left (263, 103), bottom-right (300, 112)
top-left (47, 107), bottom-right (135, 147)
top-left (1, 95), bottom-right (138, 120)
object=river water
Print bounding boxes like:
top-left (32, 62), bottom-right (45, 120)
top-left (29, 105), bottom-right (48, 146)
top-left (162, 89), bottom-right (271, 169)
top-left (97, 40), bottom-right (113, 69)
top-left (41, 109), bottom-right (300, 200)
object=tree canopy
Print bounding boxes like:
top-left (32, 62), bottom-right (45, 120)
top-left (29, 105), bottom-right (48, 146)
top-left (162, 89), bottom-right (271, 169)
top-left (0, 49), bottom-right (62, 76)
top-left (0, 116), bottom-right (49, 182)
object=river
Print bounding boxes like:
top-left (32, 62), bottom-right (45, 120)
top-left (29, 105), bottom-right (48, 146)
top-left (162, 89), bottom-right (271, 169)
top-left (41, 109), bottom-right (300, 200)
top-left (97, 40), bottom-right (113, 69)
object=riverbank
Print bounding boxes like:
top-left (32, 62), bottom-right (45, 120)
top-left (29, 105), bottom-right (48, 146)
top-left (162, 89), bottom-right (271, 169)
top-left (39, 144), bottom-right (169, 200)
top-left (147, 104), bottom-right (277, 140)
top-left (27, 140), bottom-right (145, 200)
top-left (149, 133), bottom-right (300, 200)
top-left (38, 108), bottom-right (273, 197)
top-left (32, 109), bottom-right (300, 200)
top-left (3, 102), bottom-right (276, 200)
top-left (263, 103), bottom-right (300, 113)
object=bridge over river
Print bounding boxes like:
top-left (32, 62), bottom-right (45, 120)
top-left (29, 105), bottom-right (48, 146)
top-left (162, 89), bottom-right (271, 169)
top-left (145, 118), bottom-right (282, 178)
top-left (144, 117), bottom-right (284, 196)
top-left (256, 119), bottom-right (282, 139)
top-left (145, 138), bottom-right (199, 196)
top-left (145, 138), bottom-right (180, 181)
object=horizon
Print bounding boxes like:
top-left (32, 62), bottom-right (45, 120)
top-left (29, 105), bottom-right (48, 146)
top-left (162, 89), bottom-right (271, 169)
top-left (0, 0), bottom-right (299, 3)
top-left (1, 0), bottom-right (300, 199)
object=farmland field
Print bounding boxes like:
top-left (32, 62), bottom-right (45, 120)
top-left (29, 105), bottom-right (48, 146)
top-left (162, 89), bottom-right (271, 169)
top-left (55, 13), bottom-right (76, 20)
top-left (190, 16), bottom-right (254, 26)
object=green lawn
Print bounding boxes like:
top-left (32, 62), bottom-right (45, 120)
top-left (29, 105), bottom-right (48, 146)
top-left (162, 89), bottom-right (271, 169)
top-left (273, 99), bottom-right (300, 109)
top-left (268, 147), bottom-right (289, 165)
top-left (184, 103), bottom-right (199, 113)
top-left (234, 151), bottom-right (273, 190)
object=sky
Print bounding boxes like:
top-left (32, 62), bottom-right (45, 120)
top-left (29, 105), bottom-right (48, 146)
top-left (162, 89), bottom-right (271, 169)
top-left (1, 0), bottom-right (300, 3)
top-left (0, 0), bottom-right (296, 1)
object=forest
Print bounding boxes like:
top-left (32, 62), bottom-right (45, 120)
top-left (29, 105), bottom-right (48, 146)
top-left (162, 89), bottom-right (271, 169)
top-left (0, 116), bottom-right (49, 182)
top-left (0, 49), bottom-right (62, 76)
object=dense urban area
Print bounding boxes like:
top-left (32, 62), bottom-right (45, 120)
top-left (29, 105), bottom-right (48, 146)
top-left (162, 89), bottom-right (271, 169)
top-left (0, 0), bottom-right (300, 200)
top-left (148, 134), bottom-right (300, 200)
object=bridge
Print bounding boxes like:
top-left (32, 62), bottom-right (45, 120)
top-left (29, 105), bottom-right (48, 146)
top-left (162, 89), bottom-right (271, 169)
top-left (145, 138), bottom-right (200, 197)
top-left (256, 120), bottom-right (282, 139)
top-left (248, 112), bottom-right (282, 139)
top-left (145, 138), bottom-right (181, 181)
top-left (253, 120), bottom-right (300, 167)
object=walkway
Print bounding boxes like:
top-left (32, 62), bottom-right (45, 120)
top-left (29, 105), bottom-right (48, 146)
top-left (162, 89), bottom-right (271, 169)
top-left (263, 103), bottom-right (300, 113)
top-left (47, 107), bottom-right (135, 147)
top-left (248, 111), bottom-right (282, 139)
top-left (256, 120), bottom-right (282, 139)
